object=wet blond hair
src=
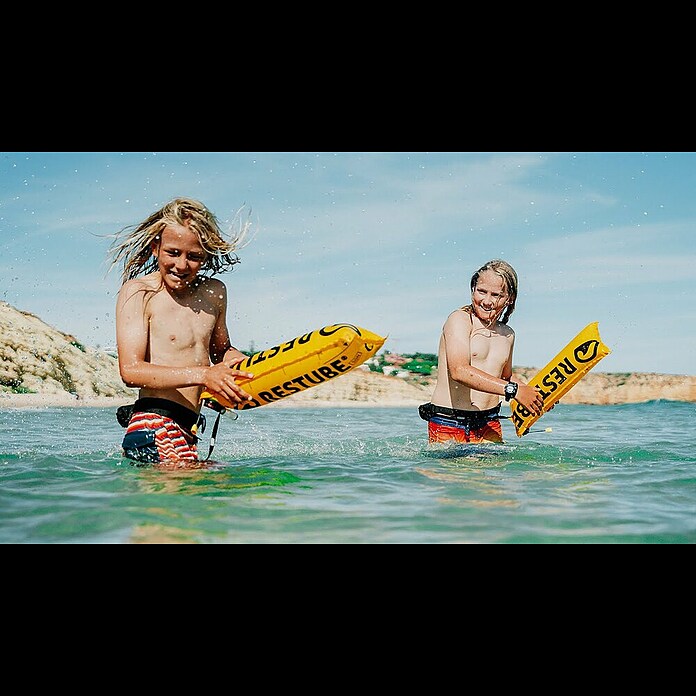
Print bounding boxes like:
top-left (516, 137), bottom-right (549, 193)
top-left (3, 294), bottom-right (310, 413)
top-left (107, 197), bottom-right (253, 285)
top-left (463, 259), bottom-right (518, 324)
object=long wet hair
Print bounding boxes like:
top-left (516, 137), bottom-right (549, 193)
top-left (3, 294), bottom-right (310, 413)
top-left (463, 259), bottom-right (518, 325)
top-left (107, 197), bottom-right (253, 285)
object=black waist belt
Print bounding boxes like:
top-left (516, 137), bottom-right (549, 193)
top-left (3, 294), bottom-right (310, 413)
top-left (418, 402), bottom-right (501, 427)
top-left (117, 397), bottom-right (200, 432)
top-left (133, 397), bottom-right (199, 431)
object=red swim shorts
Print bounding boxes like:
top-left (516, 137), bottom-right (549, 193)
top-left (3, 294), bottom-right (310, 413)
top-left (427, 417), bottom-right (503, 445)
top-left (122, 413), bottom-right (199, 466)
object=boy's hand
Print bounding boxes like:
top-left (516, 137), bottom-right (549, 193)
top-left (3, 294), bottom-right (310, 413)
top-left (206, 362), bottom-right (254, 403)
top-left (515, 383), bottom-right (545, 416)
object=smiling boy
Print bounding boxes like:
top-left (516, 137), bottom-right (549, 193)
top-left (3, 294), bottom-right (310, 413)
top-left (420, 259), bottom-right (544, 444)
top-left (108, 197), bottom-right (254, 466)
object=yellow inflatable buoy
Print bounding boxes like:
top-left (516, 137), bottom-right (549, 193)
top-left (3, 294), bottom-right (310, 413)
top-left (510, 322), bottom-right (611, 437)
top-left (201, 323), bottom-right (387, 411)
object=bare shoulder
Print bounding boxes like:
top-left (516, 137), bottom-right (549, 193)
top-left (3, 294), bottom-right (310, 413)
top-left (197, 276), bottom-right (227, 297)
top-left (196, 277), bottom-right (228, 312)
top-left (444, 308), bottom-right (472, 329)
top-left (118, 274), bottom-right (158, 303)
top-left (498, 322), bottom-right (515, 338)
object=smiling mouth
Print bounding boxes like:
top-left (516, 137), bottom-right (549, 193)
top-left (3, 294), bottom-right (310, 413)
top-left (167, 273), bottom-right (192, 287)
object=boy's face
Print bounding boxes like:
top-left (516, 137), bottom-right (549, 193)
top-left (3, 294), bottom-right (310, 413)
top-left (472, 270), bottom-right (508, 324)
top-left (152, 223), bottom-right (208, 293)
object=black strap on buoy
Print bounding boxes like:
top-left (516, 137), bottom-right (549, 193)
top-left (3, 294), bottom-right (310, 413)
top-left (200, 397), bottom-right (237, 461)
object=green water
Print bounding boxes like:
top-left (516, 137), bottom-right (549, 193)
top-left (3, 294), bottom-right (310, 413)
top-left (1, 402), bottom-right (694, 543)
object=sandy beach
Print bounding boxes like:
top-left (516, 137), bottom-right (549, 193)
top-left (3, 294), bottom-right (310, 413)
top-left (0, 369), bottom-right (429, 410)
top-left (3, 365), bottom-right (696, 410)
top-left (0, 392), bottom-right (137, 410)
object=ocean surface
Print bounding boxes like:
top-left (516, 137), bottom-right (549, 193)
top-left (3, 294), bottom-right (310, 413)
top-left (1, 400), bottom-right (694, 544)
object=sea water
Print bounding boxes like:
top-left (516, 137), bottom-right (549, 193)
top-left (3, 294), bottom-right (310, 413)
top-left (1, 401), bottom-right (694, 544)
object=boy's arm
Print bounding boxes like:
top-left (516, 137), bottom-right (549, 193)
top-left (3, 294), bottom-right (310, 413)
top-left (116, 281), bottom-right (252, 403)
top-left (444, 312), bottom-right (509, 396)
top-left (222, 346), bottom-right (248, 365)
top-left (116, 281), bottom-right (208, 389)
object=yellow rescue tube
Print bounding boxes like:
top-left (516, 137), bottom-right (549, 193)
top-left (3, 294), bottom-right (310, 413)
top-left (511, 322), bottom-right (611, 437)
top-left (201, 323), bottom-right (387, 411)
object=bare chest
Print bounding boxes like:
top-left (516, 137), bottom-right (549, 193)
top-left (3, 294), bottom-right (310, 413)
top-left (470, 327), bottom-right (510, 365)
top-left (146, 291), bottom-right (218, 352)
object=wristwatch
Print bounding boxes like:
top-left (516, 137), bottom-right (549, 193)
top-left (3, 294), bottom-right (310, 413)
top-left (504, 381), bottom-right (518, 401)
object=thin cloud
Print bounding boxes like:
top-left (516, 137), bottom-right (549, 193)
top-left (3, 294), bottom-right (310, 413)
top-left (2, 152), bottom-right (695, 374)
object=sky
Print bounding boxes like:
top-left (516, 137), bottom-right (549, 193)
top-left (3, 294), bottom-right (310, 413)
top-left (1, 151), bottom-right (695, 376)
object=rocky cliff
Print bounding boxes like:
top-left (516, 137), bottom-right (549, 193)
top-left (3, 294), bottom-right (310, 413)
top-left (511, 367), bottom-right (696, 405)
top-left (1, 300), bottom-right (695, 407)
top-left (280, 366), bottom-right (696, 407)
top-left (0, 301), bottom-right (136, 400)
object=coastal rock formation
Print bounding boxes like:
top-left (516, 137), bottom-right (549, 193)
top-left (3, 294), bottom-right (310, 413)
top-left (1, 300), bottom-right (695, 407)
top-left (273, 368), bottom-right (433, 407)
top-left (511, 367), bottom-right (696, 405)
top-left (272, 366), bottom-right (696, 407)
top-left (0, 301), bottom-right (136, 401)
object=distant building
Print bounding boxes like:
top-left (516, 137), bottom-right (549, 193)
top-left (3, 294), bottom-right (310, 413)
top-left (383, 354), bottom-right (409, 366)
